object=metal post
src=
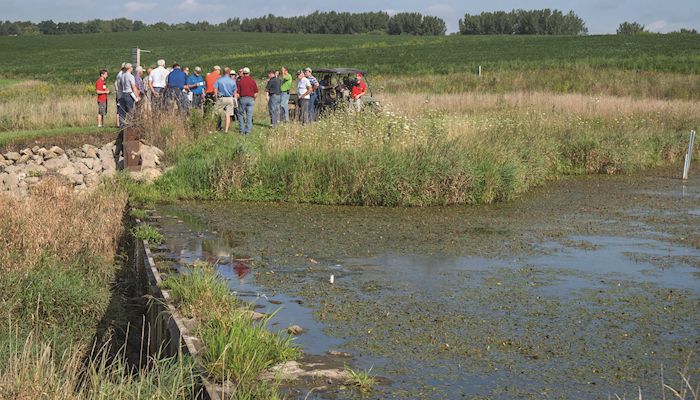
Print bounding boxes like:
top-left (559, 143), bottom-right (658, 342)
top-left (683, 130), bottom-right (696, 180)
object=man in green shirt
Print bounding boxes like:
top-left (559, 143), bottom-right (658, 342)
top-left (279, 66), bottom-right (293, 123)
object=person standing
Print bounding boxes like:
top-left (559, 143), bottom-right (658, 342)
top-left (134, 66), bottom-right (146, 116)
top-left (204, 65), bottom-right (221, 113)
top-left (117, 63), bottom-right (140, 127)
top-left (279, 66), bottom-right (292, 123)
top-left (304, 68), bottom-right (320, 121)
top-left (95, 69), bottom-right (109, 128)
top-left (265, 70), bottom-right (282, 127)
top-left (296, 70), bottom-right (312, 124)
top-left (186, 66), bottom-right (205, 110)
top-left (166, 63), bottom-right (187, 116)
top-left (351, 73), bottom-right (367, 112)
top-left (149, 59), bottom-right (168, 111)
top-left (114, 63), bottom-right (126, 126)
top-left (214, 68), bottom-right (237, 133)
top-left (236, 67), bottom-right (258, 135)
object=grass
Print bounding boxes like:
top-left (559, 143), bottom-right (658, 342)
top-left (159, 266), bottom-right (300, 398)
top-left (1, 32), bottom-right (700, 83)
top-left (344, 366), bottom-right (378, 392)
top-left (120, 90), bottom-right (698, 207)
top-left (129, 207), bottom-right (148, 220)
top-left (132, 223), bottom-right (164, 245)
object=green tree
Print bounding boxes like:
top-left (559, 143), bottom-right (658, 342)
top-left (617, 21), bottom-right (646, 35)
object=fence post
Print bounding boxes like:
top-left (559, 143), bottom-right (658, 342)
top-left (478, 65), bottom-right (482, 77)
top-left (683, 130), bottom-right (696, 180)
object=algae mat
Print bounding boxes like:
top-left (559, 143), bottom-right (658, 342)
top-left (155, 168), bottom-right (700, 399)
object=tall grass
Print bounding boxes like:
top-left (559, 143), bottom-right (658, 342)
top-left (141, 90), bottom-right (696, 206)
top-left (0, 332), bottom-right (199, 400)
top-left (159, 267), bottom-right (300, 398)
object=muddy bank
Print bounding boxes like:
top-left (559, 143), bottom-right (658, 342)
top-left (154, 167), bottom-right (700, 399)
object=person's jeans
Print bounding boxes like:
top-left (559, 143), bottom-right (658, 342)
top-left (308, 92), bottom-right (317, 121)
top-left (297, 98), bottom-right (310, 124)
top-left (238, 96), bottom-right (255, 134)
top-left (280, 92), bottom-right (290, 122)
top-left (118, 95), bottom-right (135, 127)
top-left (268, 94), bottom-right (281, 126)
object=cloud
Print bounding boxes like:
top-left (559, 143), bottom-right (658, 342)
top-left (124, 1), bottom-right (157, 13)
top-left (646, 19), bottom-right (668, 32)
top-left (176, 0), bottom-right (224, 12)
top-left (425, 3), bottom-right (453, 16)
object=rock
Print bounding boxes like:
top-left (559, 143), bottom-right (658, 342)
top-left (286, 325), bottom-right (304, 335)
top-left (3, 172), bottom-right (19, 190)
top-left (43, 156), bottom-right (69, 171)
top-left (78, 158), bottom-right (94, 169)
top-left (5, 152), bottom-right (20, 161)
top-left (31, 155), bottom-right (43, 165)
top-left (37, 148), bottom-right (48, 157)
top-left (92, 159), bottom-right (103, 173)
top-left (58, 164), bottom-right (77, 177)
top-left (74, 183), bottom-right (87, 192)
top-left (0, 172), bottom-right (6, 185)
top-left (32, 146), bottom-right (40, 154)
top-left (152, 146), bottom-right (165, 159)
top-left (25, 164), bottom-right (47, 176)
top-left (82, 144), bottom-right (98, 159)
top-left (49, 146), bottom-right (65, 156)
top-left (327, 350), bottom-right (352, 358)
top-left (84, 172), bottom-right (100, 187)
top-left (20, 148), bottom-right (33, 156)
top-left (140, 151), bottom-right (159, 169)
top-left (18, 154), bottom-right (30, 164)
top-left (69, 174), bottom-right (84, 185)
top-left (4, 165), bottom-right (21, 174)
top-left (0, 154), bottom-right (4, 162)
top-left (76, 163), bottom-right (91, 176)
top-left (25, 176), bottom-right (40, 185)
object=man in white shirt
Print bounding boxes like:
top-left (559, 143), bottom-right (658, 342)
top-left (148, 59), bottom-right (168, 110)
top-left (296, 70), bottom-right (312, 124)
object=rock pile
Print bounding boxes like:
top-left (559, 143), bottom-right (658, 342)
top-left (0, 142), bottom-right (164, 197)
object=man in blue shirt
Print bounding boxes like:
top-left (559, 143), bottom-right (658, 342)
top-left (186, 66), bottom-right (205, 110)
top-left (214, 67), bottom-right (238, 133)
top-left (166, 63), bottom-right (187, 116)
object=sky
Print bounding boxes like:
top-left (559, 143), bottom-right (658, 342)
top-left (2, 0), bottom-right (699, 34)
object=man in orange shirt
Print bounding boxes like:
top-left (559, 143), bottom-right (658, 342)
top-left (204, 65), bottom-right (221, 114)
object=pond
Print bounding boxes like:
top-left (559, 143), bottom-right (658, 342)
top-left (151, 169), bottom-right (700, 399)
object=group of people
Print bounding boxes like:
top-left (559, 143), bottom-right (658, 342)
top-left (95, 60), bottom-right (369, 134)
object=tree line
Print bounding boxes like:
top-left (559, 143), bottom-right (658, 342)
top-left (0, 12), bottom-right (446, 36)
top-left (459, 9), bottom-right (588, 35)
top-left (1, 11), bottom-right (698, 37)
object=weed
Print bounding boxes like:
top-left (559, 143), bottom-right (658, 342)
top-left (344, 365), bottom-right (378, 392)
top-left (131, 223), bottom-right (164, 245)
top-left (128, 207), bottom-right (147, 220)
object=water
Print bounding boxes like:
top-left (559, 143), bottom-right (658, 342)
top-left (151, 170), bottom-right (700, 399)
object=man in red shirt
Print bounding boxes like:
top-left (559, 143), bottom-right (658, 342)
top-left (236, 67), bottom-right (258, 135)
top-left (351, 73), bottom-right (367, 112)
top-left (95, 69), bottom-right (110, 128)
top-left (204, 65), bottom-right (221, 114)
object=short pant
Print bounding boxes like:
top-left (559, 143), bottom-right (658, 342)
top-left (215, 96), bottom-right (237, 115)
top-left (98, 102), bottom-right (108, 115)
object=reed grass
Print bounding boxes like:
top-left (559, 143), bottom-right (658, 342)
top-left (159, 266), bottom-right (300, 398)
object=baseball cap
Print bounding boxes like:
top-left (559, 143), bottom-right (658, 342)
top-left (194, 66), bottom-right (202, 72)
top-left (242, 67), bottom-right (250, 74)
top-left (124, 63), bottom-right (132, 69)
top-left (213, 65), bottom-right (221, 71)
top-left (304, 67), bottom-right (312, 73)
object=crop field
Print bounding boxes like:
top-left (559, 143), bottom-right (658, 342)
top-left (1, 31), bottom-right (700, 83)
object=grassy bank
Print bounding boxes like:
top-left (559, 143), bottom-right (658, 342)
top-left (0, 179), bottom-right (199, 399)
top-left (127, 91), bottom-right (698, 207)
top-left (159, 265), bottom-right (299, 398)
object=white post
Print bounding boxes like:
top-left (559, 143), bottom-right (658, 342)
top-left (683, 130), bottom-right (696, 180)
top-left (478, 65), bottom-right (482, 77)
